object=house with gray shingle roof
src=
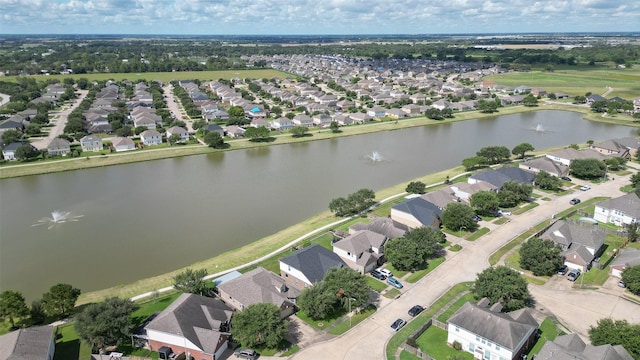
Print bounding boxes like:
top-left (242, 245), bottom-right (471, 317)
top-left (80, 135), bottom-right (103, 152)
top-left (332, 230), bottom-right (387, 274)
top-left (519, 156), bottom-right (570, 178)
top-left (279, 244), bottom-right (347, 289)
top-left (47, 138), bottom-right (71, 157)
top-left (145, 293), bottom-right (233, 360)
top-left (590, 137), bottom-right (640, 159)
top-left (447, 298), bottom-right (538, 360)
top-left (0, 325), bottom-right (55, 360)
top-left (2, 142), bottom-right (34, 161)
top-left (390, 197), bottom-right (442, 230)
top-left (140, 129), bottom-right (163, 146)
top-left (539, 220), bottom-right (606, 272)
top-left (546, 148), bottom-right (610, 166)
top-left (349, 217), bottom-right (407, 240)
top-left (610, 248), bottom-right (640, 278)
top-left (468, 167), bottom-right (536, 189)
top-left (536, 333), bottom-right (634, 360)
top-left (217, 267), bottom-right (299, 319)
top-left (593, 193), bottom-right (640, 227)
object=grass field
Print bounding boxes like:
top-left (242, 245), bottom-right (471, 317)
top-left (3, 69), bottom-right (290, 84)
top-left (486, 68), bottom-right (640, 100)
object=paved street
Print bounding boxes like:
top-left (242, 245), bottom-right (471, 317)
top-left (292, 173), bottom-right (636, 359)
top-left (32, 89), bottom-right (89, 150)
top-left (163, 83), bottom-right (194, 133)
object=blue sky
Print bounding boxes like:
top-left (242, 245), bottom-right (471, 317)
top-left (1, 0), bottom-right (639, 35)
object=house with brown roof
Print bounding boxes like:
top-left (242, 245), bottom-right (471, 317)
top-left (217, 267), bottom-right (299, 319)
top-left (590, 137), bottom-right (640, 159)
top-left (447, 298), bottom-right (538, 360)
top-left (348, 217), bottom-right (407, 240)
top-left (539, 220), bottom-right (606, 272)
top-left (0, 325), bottom-right (55, 360)
top-left (144, 293), bottom-right (233, 360)
top-left (593, 193), bottom-right (640, 227)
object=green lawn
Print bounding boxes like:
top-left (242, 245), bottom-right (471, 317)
top-left (295, 307), bottom-right (347, 331)
top-left (436, 292), bottom-right (475, 323)
top-left (367, 276), bottom-right (390, 292)
top-left (405, 257), bottom-right (446, 284)
top-left (449, 244), bottom-right (462, 252)
top-left (528, 318), bottom-right (560, 356)
top-left (514, 202), bottom-right (539, 215)
top-left (489, 221), bottom-right (551, 265)
top-left (399, 349), bottom-right (421, 360)
top-left (416, 327), bottom-right (474, 360)
top-left (328, 304), bottom-right (377, 335)
top-left (384, 288), bottom-right (402, 299)
top-left (54, 323), bottom-right (92, 360)
top-left (466, 227), bottom-right (490, 241)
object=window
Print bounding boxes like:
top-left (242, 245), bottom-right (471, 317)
top-left (496, 345), bottom-right (501, 351)
top-left (485, 349), bottom-right (490, 359)
top-left (476, 336), bottom-right (481, 342)
top-left (469, 343), bottom-right (475, 352)
top-left (455, 326), bottom-right (459, 332)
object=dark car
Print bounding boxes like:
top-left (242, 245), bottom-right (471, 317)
top-left (408, 305), bottom-right (424, 317)
top-left (370, 269), bottom-right (387, 280)
top-left (557, 265), bottom-right (568, 275)
top-left (390, 318), bottom-right (407, 331)
top-left (570, 198), bottom-right (581, 205)
top-left (561, 176), bottom-right (572, 182)
top-left (471, 214), bottom-right (482, 222)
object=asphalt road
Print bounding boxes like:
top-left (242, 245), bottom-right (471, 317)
top-left (291, 173), bottom-right (636, 360)
top-left (31, 90), bottom-right (89, 150)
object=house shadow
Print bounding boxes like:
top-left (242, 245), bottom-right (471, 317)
top-left (54, 338), bottom-right (80, 360)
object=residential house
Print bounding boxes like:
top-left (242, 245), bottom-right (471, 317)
top-left (536, 333), bottom-right (634, 360)
top-left (0, 325), bottom-right (55, 360)
top-left (390, 197), bottom-right (442, 230)
top-left (217, 267), bottom-right (299, 319)
top-left (223, 125), bottom-right (245, 138)
top-left (348, 217), bottom-right (407, 240)
top-left (519, 156), bottom-right (570, 178)
top-left (586, 94), bottom-right (607, 105)
top-left (384, 108), bottom-right (407, 119)
top-left (292, 114), bottom-right (314, 128)
top-left (531, 88), bottom-right (547, 97)
top-left (2, 142), bottom-right (34, 161)
top-left (367, 107), bottom-right (387, 119)
top-left (514, 85), bottom-right (532, 94)
top-left (250, 118), bottom-right (269, 128)
top-left (447, 298), bottom-right (538, 360)
top-left (449, 182), bottom-right (497, 202)
top-left (349, 112), bottom-right (372, 124)
top-left (111, 137), bottom-right (136, 152)
top-left (468, 168), bottom-right (536, 189)
top-left (332, 230), bottom-right (387, 274)
top-left (80, 135), bottom-right (103, 152)
top-left (145, 293), bottom-right (233, 360)
top-left (590, 137), bottom-right (640, 159)
top-left (545, 148), bottom-right (610, 166)
top-left (419, 188), bottom-right (462, 210)
top-left (140, 130), bottom-right (163, 146)
top-left (279, 244), bottom-right (347, 289)
top-left (593, 193), bottom-right (640, 227)
top-left (610, 248), bottom-right (640, 278)
top-left (332, 114), bottom-right (353, 126)
top-left (166, 126), bottom-right (189, 142)
top-left (47, 138), bottom-right (71, 157)
top-left (0, 119), bottom-right (25, 137)
top-left (271, 117), bottom-right (294, 131)
top-left (539, 220), bottom-right (606, 272)
top-left (202, 124), bottom-right (224, 137)
top-left (312, 113), bottom-right (332, 127)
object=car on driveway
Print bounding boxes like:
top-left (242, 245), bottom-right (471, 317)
top-left (580, 185), bottom-right (591, 191)
top-left (408, 305), bottom-right (424, 317)
top-left (498, 209), bottom-right (512, 216)
top-left (377, 268), bottom-right (393, 278)
top-left (618, 280), bottom-right (626, 288)
top-left (390, 318), bottom-right (407, 331)
top-left (235, 349), bottom-right (257, 359)
top-left (387, 276), bottom-right (403, 289)
top-left (471, 214), bottom-right (482, 222)
top-left (561, 176), bottom-right (572, 182)
top-left (557, 265), bottom-right (568, 275)
top-left (370, 269), bottom-right (387, 280)
top-left (570, 198), bottom-right (581, 205)
top-left (567, 269), bottom-right (581, 281)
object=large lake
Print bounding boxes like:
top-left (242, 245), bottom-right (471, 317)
top-left (0, 110), bottom-right (637, 300)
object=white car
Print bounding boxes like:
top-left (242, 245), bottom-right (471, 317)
top-left (498, 209), bottom-right (512, 216)
top-left (580, 185), bottom-right (591, 191)
top-left (377, 268), bottom-right (392, 278)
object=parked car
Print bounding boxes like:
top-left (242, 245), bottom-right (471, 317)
top-left (498, 209), bottom-right (512, 216)
top-left (567, 269), bottom-right (581, 281)
top-left (580, 185), bottom-right (591, 191)
top-left (561, 176), bottom-right (572, 182)
top-left (618, 280), bottom-right (626, 288)
top-left (390, 318), bottom-right (407, 331)
top-left (471, 214), bottom-right (482, 222)
top-left (408, 305), bottom-right (424, 317)
top-left (570, 198), bottom-right (581, 205)
top-left (377, 268), bottom-right (393, 278)
top-left (235, 349), bottom-right (257, 359)
top-left (557, 265), bottom-right (568, 275)
top-left (387, 276), bottom-right (403, 289)
top-left (370, 269), bottom-right (387, 280)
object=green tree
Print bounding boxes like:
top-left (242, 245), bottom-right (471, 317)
top-left (204, 131), bottom-right (225, 149)
top-left (134, 126), bottom-right (148, 135)
top-left (168, 133), bottom-right (182, 145)
top-left (244, 126), bottom-right (271, 141)
top-left (472, 266), bottom-right (531, 312)
top-left (2, 129), bottom-right (21, 145)
top-left (522, 94), bottom-right (539, 106)
top-left (297, 282), bottom-right (336, 320)
top-left (477, 99), bottom-right (498, 113)
top-left (621, 265), bottom-right (640, 295)
top-left (25, 123), bottom-right (41, 135)
top-left (30, 299), bottom-right (46, 325)
top-left (512, 143), bottom-right (535, 159)
top-left (498, 181), bottom-right (533, 208)
top-left (519, 238), bottom-right (564, 276)
top-left (330, 121), bottom-right (340, 133)
top-left (322, 267), bottom-right (370, 311)
top-left (535, 171), bottom-right (562, 191)
top-left (627, 222), bottom-right (639, 243)
top-left (192, 119), bottom-right (206, 131)
top-left (41, 283), bottom-right (81, 318)
top-left (290, 126), bottom-right (309, 137)
top-left (74, 297), bottom-right (137, 352)
top-left (476, 146), bottom-right (511, 164)
top-left (0, 290), bottom-right (29, 327)
top-left (230, 303), bottom-right (288, 348)
top-left (441, 203), bottom-right (478, 232)
top-left (405, 181), bottom-right (426, 194)
top-left (173, 268), bottom-right (209, 296)
top-left (227, 106), bottom-right (245, 117)
top-left (116, 125), bottom-right (132, 137)
top-left (15, 143), bottom-right (40, 161)
top-left (385, 227), bottom-right (443, 271)
top-left (462, 156), bottom-right (487, 171)
top-left (329, 188), bottom-right (376, 217)
top-left (570, 158), bottom-right (607, 179)
top-left (470, 190), bottom-right (500, 215)
top-left (589, 318), bottom-right (640, 359)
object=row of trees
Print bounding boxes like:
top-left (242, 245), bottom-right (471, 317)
top-left (329, 188), bottom-right (377, 217)
top-left (462, 143), bottom-right (535, 170)
top-left (0, 283), bottom-right (81, 328)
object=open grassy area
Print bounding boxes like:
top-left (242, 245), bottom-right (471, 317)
top-left (367, 276), bottom-right (390, 292)
top-left (436, 292), bottom-right (475, 323)
top-left (54, 323), bottom-right (92, 360)
top-left (295, 307), bottom-right (347, 331)
top-left (486, 68), bottom-right (640, 100)
top-left (328, 304), bottom-right (377, 335)
top-left (405, 257), bottom-right (446, 284)
top-left (466, 227), bottom-right (490, 241)
top-left (416, 327), bottom-right (474, 360)
top-left (527, 317), bottom-right (560, 356)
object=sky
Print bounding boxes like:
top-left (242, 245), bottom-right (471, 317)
top-left (1, 0), bottom-right (639, 35)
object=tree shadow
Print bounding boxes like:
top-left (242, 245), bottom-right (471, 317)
top-left (249, 137), bottom-right (276, 143)
top-left (292, 133), bottom-right (313, 138)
